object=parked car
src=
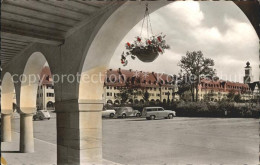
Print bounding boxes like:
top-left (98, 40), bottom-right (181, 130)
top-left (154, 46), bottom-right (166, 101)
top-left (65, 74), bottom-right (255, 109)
top-left (102, 109), bottom-right (116, 118)
top-left (114, 107), bottom-right (141, 118)
top-left (142, 107), bottom-right (176, 120)
top-left (33, 110), bottom-right (51, 120)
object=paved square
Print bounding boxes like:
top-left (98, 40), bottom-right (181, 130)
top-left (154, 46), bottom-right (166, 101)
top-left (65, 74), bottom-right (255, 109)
top-left (2, 115), bottom-right (259, 164)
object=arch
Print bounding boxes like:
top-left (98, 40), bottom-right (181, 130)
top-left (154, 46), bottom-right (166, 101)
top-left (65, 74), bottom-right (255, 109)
top-left (134, 99), bottom-right (139, 104)
top-left (129, 99), bottom-right (133, 104)
top-left (1, 72), bottom-right (16, 114)
top-left (76, 1), bottom-right (258, 164)
top-left (114, 100), bottom-right (120, 105)
top-left (156, 99), bottom-right (161, 104)
top-left (20, 52), bottom-right (50, 114)
top-left (46, 101), bottom-right (54, 110)
top-left (78, 1), bottom-right (171, 101)
top-left (163, 99), bottom-right (167, 104)
top-left (19, 52), bottom-right (53, 153)
top-left (140, 99), bottom-right (145, 104)
top-left (107, 100), bottom-right (113, 104)
top-left (1, 72), bottom-right (16, 142)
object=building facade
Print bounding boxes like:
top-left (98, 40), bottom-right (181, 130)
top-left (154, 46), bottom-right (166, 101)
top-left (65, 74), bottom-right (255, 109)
top-left (36, 66), bottom-right (55, 110)
top-left (103, 68), bottom-right (179, 105)
top-left (197, 79), bottom-right (251, 101)
top-left (248, 81), bottom-right (260, 101)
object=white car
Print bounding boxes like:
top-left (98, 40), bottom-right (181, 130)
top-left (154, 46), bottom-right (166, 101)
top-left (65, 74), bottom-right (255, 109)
top-left (142, 107), bottom-right (176, 120)
top-left (102, 109), bottom-right (116, 118)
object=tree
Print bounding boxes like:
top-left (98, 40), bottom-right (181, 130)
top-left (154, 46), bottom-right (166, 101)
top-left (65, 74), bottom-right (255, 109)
top-left (176, 72), bottom-right (192, 101)
top-left (227, 90), bottom-right (235, 102)
top-left (143, 90), bottom-right (150, 103)
top-left (178, 51), bottom-right (215, 102)
top-left (234, 94), bottom-right (241, 103)
top-left (115, 87), bottom-right (139, 104)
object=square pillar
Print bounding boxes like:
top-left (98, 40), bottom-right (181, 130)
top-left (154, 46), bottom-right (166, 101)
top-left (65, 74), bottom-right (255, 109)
top-left (20, 113), bottom-right (34, 153)
top-left (56, 100), bottom-right (103, 165)
top-left (1, 113), bottom-right (12, 142)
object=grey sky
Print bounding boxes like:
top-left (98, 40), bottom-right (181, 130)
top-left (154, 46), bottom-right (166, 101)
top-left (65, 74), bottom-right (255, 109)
top-left (109, 1), bottom-right (259, 83)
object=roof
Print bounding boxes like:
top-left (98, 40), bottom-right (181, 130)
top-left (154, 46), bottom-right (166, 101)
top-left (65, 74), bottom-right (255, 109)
top-left (248, 81), bottom-right (260, 91)
top-left (39, 66), bottom-right (53, 85)
top-left (105, 68), bottom-right (175, 88)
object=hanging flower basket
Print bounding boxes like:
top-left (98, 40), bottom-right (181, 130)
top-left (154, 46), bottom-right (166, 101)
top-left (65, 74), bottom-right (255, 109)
top-left (121, 4), bottom-right (170, 66)
top-left (130, 45), bottom-right (159, 62)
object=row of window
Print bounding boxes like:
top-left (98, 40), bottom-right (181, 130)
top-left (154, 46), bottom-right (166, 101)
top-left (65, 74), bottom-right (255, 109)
top-left (37, 93), bottom-right (54, 98)
top-left (202, 83), bottom-right (249, 90)
top-left (106, 92), bottom-right (175, 97)
top-left (106, 86), bottom-right (173, 91)
top-left (38, 85), bottom-right (54, 90)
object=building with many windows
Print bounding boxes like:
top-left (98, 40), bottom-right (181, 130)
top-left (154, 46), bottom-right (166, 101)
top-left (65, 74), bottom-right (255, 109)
top-left (103, 68), bottom-right (179, 105)
top-left (36, 66), bottom-right (55, 110)
top-left (197, 79), bottom-right (251, 101)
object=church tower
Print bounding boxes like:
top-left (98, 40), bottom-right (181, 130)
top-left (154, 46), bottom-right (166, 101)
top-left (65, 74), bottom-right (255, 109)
top-left (244, 61), bottom-right (253, 84)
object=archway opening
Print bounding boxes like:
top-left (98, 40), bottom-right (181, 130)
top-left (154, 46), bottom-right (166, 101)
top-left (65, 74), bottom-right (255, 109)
top-left (79, 1), bottom-right (259, 164)
top-left (1, 72), bottom-right (16, 142)
top-left (19, 52), bottom-right (56, 159)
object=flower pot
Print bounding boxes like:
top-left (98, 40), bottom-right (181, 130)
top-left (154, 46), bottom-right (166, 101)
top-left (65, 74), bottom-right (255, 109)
top-left (130, 46), bottom-right (159, 62)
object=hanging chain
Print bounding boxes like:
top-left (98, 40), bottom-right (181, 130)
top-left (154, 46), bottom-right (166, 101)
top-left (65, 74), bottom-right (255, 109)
top-left (139, 4), bottom-right (147, 37)
top-left (140, 3), bottom-right (153, 38)
top-left (146, 4), bottom-right (149, 38)
top-left (147, 5), bottom-right (154, 37)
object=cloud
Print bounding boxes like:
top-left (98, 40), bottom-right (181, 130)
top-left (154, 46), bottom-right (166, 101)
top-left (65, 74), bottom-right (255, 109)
top-left (109, 1), bottom-right (259, 82)
top-left (165, 1), bottom-right (204, 27)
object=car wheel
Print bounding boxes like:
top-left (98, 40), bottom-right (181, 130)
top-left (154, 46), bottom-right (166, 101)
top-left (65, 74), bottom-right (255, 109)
top-left (33, 116), bottom-right (37, 121)
top-left (109, 113), bottom-right (114, 118)
top-left (39, 116), bottom-right (44, 120)
top-left (122, 114), bottom-right (126, 118)
top-left (168, 114), bottom-right (173, 119)
top-left (136, 113), bottom-right (141, 117)
top-left (48, 118), bottom-right (50, 120)
top-left (150, 115), bottom-right (155, 120)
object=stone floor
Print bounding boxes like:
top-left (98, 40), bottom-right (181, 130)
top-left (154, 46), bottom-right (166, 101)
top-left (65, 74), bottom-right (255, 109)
top-left (2, 116), bottom-right (259, 165)
top-left (1, 131), bottom-right (120, 165)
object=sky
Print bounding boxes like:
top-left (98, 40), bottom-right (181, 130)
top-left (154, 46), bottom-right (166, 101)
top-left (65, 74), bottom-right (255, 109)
top-left (109, 1), bottom-right (259, 83)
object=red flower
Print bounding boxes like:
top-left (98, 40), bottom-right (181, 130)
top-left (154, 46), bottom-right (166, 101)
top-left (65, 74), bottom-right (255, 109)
top-left (121, 59), bottom-right (125, 64)
top-left (126, 42), bottom-right (131, 47)
top-left (137, 37), bottom-right (141, 42)
top-left (157, 36), bottom-right (161, 42)
top-left (147, 40), bottom-right (151, 45)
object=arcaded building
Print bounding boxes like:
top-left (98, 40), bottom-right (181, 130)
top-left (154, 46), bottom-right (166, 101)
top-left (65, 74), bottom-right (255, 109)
top-left (103, 68), bottom-right (179, 105)
top-left (198, 79), bottom-right (251, 101)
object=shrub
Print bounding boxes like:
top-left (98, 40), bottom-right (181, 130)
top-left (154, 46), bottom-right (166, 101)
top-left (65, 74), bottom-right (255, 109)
top-left (174, 101), bottom-right (259, 118)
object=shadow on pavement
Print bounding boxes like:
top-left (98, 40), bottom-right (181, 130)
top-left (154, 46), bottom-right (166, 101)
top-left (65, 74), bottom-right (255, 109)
top-left (1, 151), bottom-right (21, 153)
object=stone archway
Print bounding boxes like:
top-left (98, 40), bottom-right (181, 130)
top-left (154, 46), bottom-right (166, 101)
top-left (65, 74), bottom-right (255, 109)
top-left (1, 72), bottom-right (16, 142)
top-left (77, 1), bottom-right (258, 164)
top-left (19, 52), bottom-right (52, 153)
top-left (46, 101), bottom-right (54, 110)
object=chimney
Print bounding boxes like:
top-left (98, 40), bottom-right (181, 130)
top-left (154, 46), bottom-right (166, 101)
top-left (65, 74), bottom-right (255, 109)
top-left (129, 69), bottom-right (132, 72)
